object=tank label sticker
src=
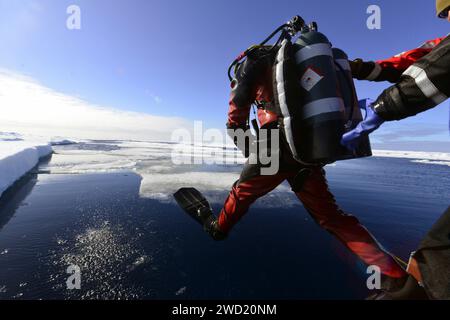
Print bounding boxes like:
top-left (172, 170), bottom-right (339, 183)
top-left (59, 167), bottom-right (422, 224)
top-left (300, 67), bottom-right (324, 91)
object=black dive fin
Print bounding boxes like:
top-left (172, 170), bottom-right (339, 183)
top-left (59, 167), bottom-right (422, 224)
top-left (174, 188), bottom-right (213, 225)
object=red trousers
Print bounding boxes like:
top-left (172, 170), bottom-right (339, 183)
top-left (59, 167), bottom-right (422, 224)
top-left (217, 166), bottom-right (406, 279)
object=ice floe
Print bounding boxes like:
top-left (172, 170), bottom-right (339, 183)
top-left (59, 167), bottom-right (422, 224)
top-left (373, 150), bottom-right (450, 167)
top-left (3, 134), bottom-right (448, 202)
top-left (0, 140), bottom-right (53, 197)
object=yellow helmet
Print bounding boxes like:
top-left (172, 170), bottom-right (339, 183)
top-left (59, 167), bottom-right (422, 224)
top-left (436, 0), bottom-right (450, 18)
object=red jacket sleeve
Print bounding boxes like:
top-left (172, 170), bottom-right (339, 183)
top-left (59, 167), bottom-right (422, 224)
top-left (226, 57), bottom-right (263, 129)
top-left (376, 37), bottom-right (445, 72)
top-left (351, 36), bottom-right (447, 83)
top-left (374, 35), bottom-right (450, 121)
top-left (227, 80), bottom-right (254, 129)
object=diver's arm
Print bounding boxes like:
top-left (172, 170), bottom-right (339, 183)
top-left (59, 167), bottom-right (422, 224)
top-left (373, 35), bottom-right (450, 121)
top-left (341, 35), bottom-right (450, 150)
top-left (226, 57), bottom-right (260, 157)
top-left (226, 58), bottom-right (260, 131)
top-left (350, 36), bottom-right (446, 83)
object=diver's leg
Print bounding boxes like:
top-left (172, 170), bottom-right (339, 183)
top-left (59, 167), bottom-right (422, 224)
top-left (216, 163), bottom-right (288, 235)
top-left (293, 167), bottom-right (408, 287)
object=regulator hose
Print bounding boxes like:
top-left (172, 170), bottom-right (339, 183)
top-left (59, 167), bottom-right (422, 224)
top-left (227, 24), bottom-right (288, 82)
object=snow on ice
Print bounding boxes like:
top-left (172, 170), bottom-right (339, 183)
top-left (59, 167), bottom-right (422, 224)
top-left (1, 132), bottom-right (449, 202)
top-left (0, 136), bottom-right (53, 197)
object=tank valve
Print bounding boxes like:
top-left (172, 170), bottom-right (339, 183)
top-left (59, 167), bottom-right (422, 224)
top-left (287, 15), bottom-right (306, 36)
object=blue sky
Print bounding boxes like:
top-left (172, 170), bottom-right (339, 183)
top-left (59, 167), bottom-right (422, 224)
top-left (0, 0), bottom-right (449, 150)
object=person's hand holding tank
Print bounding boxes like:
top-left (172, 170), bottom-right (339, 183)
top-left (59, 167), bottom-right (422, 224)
top-left (341, 100), bottom-right (385, 152)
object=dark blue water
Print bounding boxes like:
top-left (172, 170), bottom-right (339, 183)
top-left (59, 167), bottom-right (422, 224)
top-left (0, 156), bottom-right (448, 300)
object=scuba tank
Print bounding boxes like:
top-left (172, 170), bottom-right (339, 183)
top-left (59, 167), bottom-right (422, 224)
top-left (288, 25), bottom-right (346, 163)
top-left (228, 16), bottom-right (372, 164)
top-left (333, 48), bottom-right (372, 160)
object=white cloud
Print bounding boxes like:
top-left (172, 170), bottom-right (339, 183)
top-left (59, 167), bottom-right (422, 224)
top-left (0, 69), bottom-right (190, 141)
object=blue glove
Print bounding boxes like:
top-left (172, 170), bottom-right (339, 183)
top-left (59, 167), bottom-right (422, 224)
top-left (341, 100), bottom-right (385, 152)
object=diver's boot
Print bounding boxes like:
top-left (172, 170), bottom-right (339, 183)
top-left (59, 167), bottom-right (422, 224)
top-left (380, 274), bottom-right (409, 292)
top-left (203, 213), bottom-right (227, 241)
top-left (367, 275), bottom-right (429, 300)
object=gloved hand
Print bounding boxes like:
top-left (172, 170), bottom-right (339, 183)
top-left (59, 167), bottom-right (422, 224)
top-left (226, 124), bottom-right (257, 158)
top-left (235, 138), bottom-right (257, 158)
top-left (341, 102), bottom-right (385, 152)
top-left (349, 58), bottom-right (365, 78)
